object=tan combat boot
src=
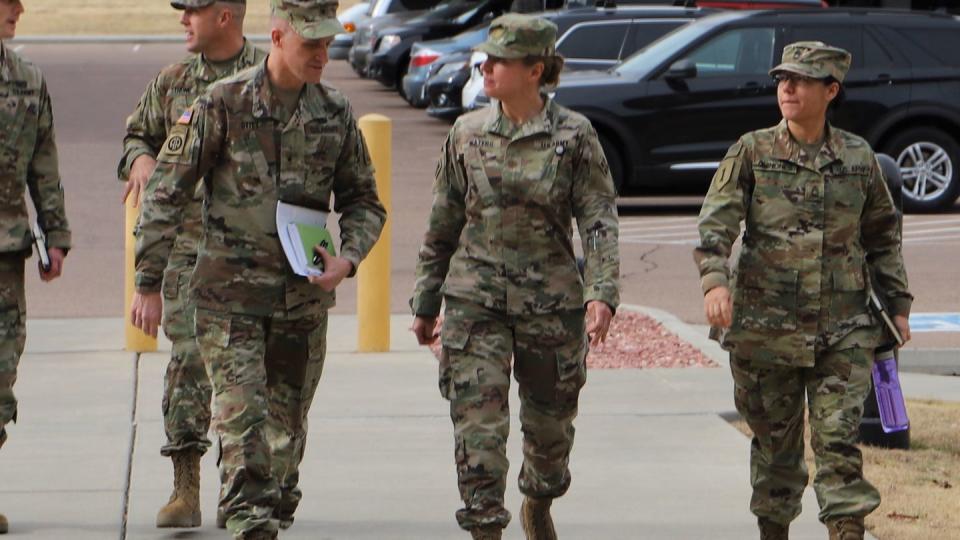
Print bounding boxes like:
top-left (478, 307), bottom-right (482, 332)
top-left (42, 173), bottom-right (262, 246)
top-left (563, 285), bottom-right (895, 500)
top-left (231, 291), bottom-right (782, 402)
top-left (520, 497), bottom-right (557, 540)
top-left (826, 516), bottom-right (865, 540)
top-left (155, 450), bottom-right (202, 527)
top-left (758, 517), bottom-right (789, 540)
top-left (470, 524), bottom-right (502, 540)
top-left (0, 512), bottom-right (7, 534)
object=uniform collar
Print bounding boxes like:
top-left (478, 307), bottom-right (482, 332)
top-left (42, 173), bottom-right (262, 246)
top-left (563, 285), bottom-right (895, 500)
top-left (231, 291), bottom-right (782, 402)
top-left (251, 57), bottom-right (328, 125)
top-left (482, 95), bottom-right (557, 141)
top-left (0, 42), bottom-right (12, 82)
top-left (193, 39), bottom-right (260, 84)
top-left (772, 118), bottom-right (844, 171)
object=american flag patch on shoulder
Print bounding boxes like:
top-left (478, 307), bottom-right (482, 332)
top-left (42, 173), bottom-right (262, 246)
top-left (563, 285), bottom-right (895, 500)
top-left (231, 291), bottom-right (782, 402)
top-left (177, 109), bottom-right (193, 125)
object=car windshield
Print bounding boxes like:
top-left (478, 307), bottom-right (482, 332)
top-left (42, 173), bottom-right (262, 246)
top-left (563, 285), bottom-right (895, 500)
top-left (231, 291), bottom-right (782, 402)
top-left (615, 12), bottom-right (742, 77)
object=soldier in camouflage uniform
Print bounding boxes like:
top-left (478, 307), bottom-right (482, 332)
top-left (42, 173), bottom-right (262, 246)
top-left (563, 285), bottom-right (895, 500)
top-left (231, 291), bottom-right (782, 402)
top-left (0, 0), bottom-right (71, 534)
top-left (694, 42), bottom-right (912, 540)
top-left (411, 14), bottom-right (619, 540)
top-left (117, 0), bottom-right (265, 528)
top-left (131, 0), bottom-right (386, 537)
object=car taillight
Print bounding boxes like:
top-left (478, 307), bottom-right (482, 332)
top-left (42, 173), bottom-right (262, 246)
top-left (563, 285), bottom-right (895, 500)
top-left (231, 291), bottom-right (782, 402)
top-left (411, 52), bottom-right (441, 68)
top-left (344, 22), bottom-right (356, 33)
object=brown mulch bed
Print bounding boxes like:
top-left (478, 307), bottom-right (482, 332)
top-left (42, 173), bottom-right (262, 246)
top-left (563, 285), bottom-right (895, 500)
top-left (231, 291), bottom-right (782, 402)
top-left (427, 309), bottom-right (717, 369)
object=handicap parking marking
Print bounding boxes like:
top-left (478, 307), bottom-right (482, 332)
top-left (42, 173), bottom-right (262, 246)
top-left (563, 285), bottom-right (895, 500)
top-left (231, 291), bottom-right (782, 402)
top-left (909, 313), bottom-right (960, 333)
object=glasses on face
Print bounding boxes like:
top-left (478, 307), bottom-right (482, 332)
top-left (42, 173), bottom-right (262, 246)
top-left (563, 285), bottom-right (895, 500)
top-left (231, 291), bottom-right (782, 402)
top-left (774, 73), bottom-right (821, 86)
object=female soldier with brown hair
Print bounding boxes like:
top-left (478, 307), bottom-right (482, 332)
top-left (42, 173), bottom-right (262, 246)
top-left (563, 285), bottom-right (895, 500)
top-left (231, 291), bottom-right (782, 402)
top-left (410, 13), bottom-right (620, 540)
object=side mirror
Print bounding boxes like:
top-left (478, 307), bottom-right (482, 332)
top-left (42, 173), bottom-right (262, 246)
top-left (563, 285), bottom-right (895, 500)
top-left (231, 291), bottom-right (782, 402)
top-left (665, 58), bottom-right (696, 81)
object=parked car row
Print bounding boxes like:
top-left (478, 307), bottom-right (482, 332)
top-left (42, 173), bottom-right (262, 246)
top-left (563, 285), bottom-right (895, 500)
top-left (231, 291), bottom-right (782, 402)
top-left (336, 0), bottom-right (960, 210)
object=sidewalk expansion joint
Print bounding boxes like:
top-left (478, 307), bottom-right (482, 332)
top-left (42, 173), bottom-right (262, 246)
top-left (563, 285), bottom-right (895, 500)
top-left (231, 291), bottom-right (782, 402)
top-left (119, 352), bottom-right (140, 540)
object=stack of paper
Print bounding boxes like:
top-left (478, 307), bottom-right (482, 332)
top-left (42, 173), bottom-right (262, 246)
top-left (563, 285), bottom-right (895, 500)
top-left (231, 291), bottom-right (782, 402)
top-left (276, 201), bottom-right (335, 277)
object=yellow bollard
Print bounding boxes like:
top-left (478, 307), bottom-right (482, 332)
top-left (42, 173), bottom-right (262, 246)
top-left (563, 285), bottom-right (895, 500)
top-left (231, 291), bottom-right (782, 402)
top-left (125, 197), bottom-right (157, 352)
top-left (357, 114), bottom-right (392, 352)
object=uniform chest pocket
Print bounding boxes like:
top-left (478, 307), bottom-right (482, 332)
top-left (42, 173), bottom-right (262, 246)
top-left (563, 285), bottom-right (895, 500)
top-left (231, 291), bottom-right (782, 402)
top-left (304, 127), bottom-right (342, 197)
top-left (230, 134), bottom-right (272, 198)
top-left (735, 269), bottom-right (799, 331)
top-left (0, 94), bottom-right (31, 173)
top-left (753, 163), bottom-right (805, 204)
top-left (825, 172), bottom-right (868, 214)
top-left (530, 142), bottom-right (575, 206)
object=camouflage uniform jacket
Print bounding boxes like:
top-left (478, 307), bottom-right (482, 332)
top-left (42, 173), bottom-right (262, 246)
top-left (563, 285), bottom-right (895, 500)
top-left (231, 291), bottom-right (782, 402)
top-left (118, 40), bottom-right (265, 275)
top-left (694, 120), bottom-right (912, 367)
top-left (411, 98), bottom-right (620, 317)
top-left (0, 43), bottom-right (70, 254)
top-left (135, 59), bottom-right (386, 318)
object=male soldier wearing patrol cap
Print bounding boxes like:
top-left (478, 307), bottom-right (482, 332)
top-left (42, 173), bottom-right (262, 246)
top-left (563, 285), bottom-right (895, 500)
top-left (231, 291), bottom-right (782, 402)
top-left (411, 13), bottom-right (619, 540)
top-left (694, 42), bottom-right (912, 540)
top-left (130, 0), bottom-right (385, 537)
top-left (117, 0), bottom-right (265, 529)
top-left (0, 0), bottom-right (71, 534)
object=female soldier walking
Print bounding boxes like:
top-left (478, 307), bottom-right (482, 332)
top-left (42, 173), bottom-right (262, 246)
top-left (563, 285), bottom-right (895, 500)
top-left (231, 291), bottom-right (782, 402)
top-left (694, 42), bottom-right (912, 540)
top-left (410, 14), bottom-right (620, 540)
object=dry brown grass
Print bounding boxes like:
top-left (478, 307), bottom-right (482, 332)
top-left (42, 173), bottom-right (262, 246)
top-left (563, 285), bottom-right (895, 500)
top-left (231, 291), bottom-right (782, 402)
top-left (15, 0), bottom-right (361, 35)
top-left (729, 399), bottom-right (960, 540)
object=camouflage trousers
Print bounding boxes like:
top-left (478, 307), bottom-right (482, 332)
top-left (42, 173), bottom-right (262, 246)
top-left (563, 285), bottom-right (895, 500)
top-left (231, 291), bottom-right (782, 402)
top-left (440, 297), bottom-right (587, 531)
top-left (730, 345), bottom-right (880, 525)
top-left (195, 307), bottom-right (328, 538)
top-left (0, 253), bottom-right (26, 451)
top-left (160, 261), bottom-right (211, 456)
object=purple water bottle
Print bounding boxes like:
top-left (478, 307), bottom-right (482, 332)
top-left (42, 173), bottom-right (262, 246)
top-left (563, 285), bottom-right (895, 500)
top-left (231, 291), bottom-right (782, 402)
top-left (872, 348), bottom-right (909, 434)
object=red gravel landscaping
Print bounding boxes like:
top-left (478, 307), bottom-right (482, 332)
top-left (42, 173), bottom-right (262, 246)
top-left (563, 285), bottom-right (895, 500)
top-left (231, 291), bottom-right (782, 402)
top-left (426, 309), bottom-right (718, 369)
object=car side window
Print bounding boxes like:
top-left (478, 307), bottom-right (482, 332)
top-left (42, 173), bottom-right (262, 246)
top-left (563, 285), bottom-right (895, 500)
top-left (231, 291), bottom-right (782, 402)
top-left (681, 27), bottom-right (776, 77)
top-left (623, 21), bottom-right (684, 59)
top-left (863, 31), bottom-right (896, 71)
top-left (787, 26), bottom-right (863, 69)
top-left (557, 22), bottom-right (630, 61)
top-left (896, 27), bottom-right (960, 67)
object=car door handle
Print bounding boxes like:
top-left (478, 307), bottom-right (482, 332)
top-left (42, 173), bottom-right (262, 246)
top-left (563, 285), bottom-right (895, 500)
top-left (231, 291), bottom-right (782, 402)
top-left (737, 81), bottom-right (763, 95)
top-left (877, 73), bottom-right (893, 85)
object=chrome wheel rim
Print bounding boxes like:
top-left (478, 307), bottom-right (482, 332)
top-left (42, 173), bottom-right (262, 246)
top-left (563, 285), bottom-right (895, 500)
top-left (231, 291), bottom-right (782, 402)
top-left (898, 141), bottom-right (953, 202)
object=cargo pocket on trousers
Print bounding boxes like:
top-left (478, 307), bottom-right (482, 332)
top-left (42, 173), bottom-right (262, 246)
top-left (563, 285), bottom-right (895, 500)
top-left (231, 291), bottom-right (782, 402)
top-left (555, 334), bottom-right (587, 399)
top-left (162, 268), bottom-right (181, 301)
top-left (195, 309), bottom-right (231, 350)
top-left (439, 318), bottom-right (471, 400)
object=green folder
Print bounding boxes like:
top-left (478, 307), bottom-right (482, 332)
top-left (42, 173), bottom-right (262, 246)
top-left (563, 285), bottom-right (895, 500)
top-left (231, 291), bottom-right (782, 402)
top-left (288, 222), bottom-right (336, 272)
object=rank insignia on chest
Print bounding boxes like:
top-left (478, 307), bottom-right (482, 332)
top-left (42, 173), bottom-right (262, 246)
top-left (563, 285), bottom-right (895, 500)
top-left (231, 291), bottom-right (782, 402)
top-left (177, 109), bottom-right (193, 125)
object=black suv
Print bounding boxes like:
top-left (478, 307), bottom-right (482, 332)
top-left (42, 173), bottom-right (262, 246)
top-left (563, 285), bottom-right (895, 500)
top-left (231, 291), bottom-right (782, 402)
top-left (553, 9), bottom-right (960, 211)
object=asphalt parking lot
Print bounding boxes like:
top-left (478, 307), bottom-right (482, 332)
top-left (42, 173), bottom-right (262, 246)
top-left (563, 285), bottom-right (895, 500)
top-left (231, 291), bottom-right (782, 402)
top-left (12, 40), bottom-right (959, 352)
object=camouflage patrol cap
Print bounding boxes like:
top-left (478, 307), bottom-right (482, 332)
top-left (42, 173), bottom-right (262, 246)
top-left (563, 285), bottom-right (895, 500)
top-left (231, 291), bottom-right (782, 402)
top-left (272, 0), bottom-right (344, 40)
top-left (474, 14), bottom-right (558, 59)
top-left (170, 0), bottom-right (246, 9)
top-left (770, 41), bottom-right (852, 83)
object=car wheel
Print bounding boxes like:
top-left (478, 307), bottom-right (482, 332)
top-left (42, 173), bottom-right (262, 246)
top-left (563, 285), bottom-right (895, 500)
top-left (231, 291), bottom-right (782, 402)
top-left (883, 127), bottom-right (960, 212)
top-left (598, 133), bottom-right (624, 194)
top-left (396, 63), bottom-right (409, 100)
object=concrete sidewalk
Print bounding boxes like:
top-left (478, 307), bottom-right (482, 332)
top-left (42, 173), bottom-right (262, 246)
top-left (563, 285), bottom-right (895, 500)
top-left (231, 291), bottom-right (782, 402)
top-left (3, 312), bottom-right (956, 539)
